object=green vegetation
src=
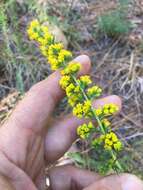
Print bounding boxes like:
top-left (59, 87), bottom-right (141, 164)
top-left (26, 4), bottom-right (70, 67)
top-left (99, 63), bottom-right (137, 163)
top-left (97, 1), bottom-right (131, 38)
top-left (0, 0), bottom-right (82, 98)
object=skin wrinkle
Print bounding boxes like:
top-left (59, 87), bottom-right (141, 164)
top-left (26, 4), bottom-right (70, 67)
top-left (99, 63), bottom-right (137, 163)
top-left (2, 122), bottom-right (39, 170)
top-left (26, 136), bottom-right (43, 179)
top-left (48, 165), bottom-right (102, 190)
top-left (0, 152), bottom-right (38, 190)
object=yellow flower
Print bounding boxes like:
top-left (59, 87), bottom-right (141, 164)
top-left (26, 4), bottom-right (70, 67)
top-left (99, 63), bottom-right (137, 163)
top-left (40, 45), bottom-right (48, 56)
top-left (48, 43), bottom-right (63, 58)
top-left (92, 132), bottom-right (122, 151)
top-left (48, 57), bottom-right (61, 70)
top-left (59, 75), bottom-right (71, 89)
top-left (27, 20), bottom-right (40, 41)
top-left (79, 75), bottom-right (92, 86)
top-left (104, 132), bottom-right (122, 151)
top-left (68, 95), bottom-right (79, 106)
top-left (47, 43), bottom-right (64, 70)
top-left (94, 104), bottom-right (119, 117)
top-left (47, 43), bottom-right (72, 70)
top-left (48, 43), bottom-right (63, 54)
top-left (110, 132), bottom-right (118, 142)
top-left (88, 122), bottom-right (94, 129)
top-left (95, 108), bottom-right (102, 116)
top-left (87, 85), bottom-right (102, 98)
top-left (27, 20), bottom-right (54, 47)
top-left (73, 103), bottom-right (83, 118)
top-left (74, 86), bottom-right (80, 93)
top-left (103, 104), bottom-right (119, 115)
top-left (66, 83), bottom-right (75, 97)
top-left (61, 62), bottom-right (81, 75)
top-left (58, 50), bottom-right (72, 63)
top-left (83, 100), bottom-right (92, 117)
top-left (105, 139), bottom-right (113, 146)
top-left (101, 119), bottom-right (111, 128)
top-left (77, 122), bottom-right (94, 139)
top-left (113, 141), bottom-right (122, 151)
top-left (30, 20), bottom-right (40, 28)
top-left (41, 25), bottom-right (49, 33)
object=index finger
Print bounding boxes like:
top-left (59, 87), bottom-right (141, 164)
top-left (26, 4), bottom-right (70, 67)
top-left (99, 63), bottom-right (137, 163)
top-left (4, 55), bottom-right (91, 133)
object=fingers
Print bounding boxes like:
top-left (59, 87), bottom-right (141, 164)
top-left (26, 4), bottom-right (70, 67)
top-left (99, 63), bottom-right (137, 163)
top-left (45, 95), bottom-right (121, 163)
top-left (83, 174), bottom-right (143, 190)
top-left (48, 165), bottom-right (101, 190)
top-left (5, 55), bottom-right (91, 133)
top-left (49, 166), bottom-right (143, 190)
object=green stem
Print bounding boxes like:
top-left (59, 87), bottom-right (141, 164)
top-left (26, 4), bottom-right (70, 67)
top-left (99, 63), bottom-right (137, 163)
top-left (111, 150), bottom-right (123, 171)
top-left (72, 75), bottom-right (123, 171)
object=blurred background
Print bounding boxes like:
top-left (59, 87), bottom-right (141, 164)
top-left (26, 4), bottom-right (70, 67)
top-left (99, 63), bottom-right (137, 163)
top-left (0, 0), bottom-right (143, 178)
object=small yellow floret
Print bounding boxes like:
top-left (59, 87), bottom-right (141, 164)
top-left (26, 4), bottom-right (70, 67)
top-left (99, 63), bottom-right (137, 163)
top-left (87, 85), bottom-right (102, 98)
top-left (104, 132), bottom-right (122, 151)
top-left (92, 132), bottom-right (122, 151)
top-left (83, 100), bottom-right (92, 117)
top-left (68, 95), bottom-right (79, 106)
top-left (101, 119), bottom-right (111, 128)
top-left (73, 103), bottom-right (83, 118)
top-left (79, 75), bottom-right (92, 86)
top-left (27, 20), bottom-right (40, 41)
top-left (48, 43), bottom-right (64, 70)
top-left (61, 62), bottom-right (81, 75)
top-left (103, 104), bottom-right (119, 115)
top-left (30, 20), bottom-right (40, 28)
top-left (95, 108), bottom-right (102, 116)
top-left (66, 83), bottom-right (75, 97)
top-left (58, 50), bottom-right (72, 63)
top-left (77, 122), bottom-right (94, 139)
top-left (59, 75), bottom-right (71, 89)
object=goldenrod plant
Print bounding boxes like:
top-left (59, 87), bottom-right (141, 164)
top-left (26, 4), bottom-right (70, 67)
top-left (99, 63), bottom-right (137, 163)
top-left (27, 20), bottom-right (124, 175)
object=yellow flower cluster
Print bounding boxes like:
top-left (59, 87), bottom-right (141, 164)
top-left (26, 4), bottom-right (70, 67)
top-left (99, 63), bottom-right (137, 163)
top-left (101, 119), bottom-right (111, 128)
top-left (87, 85), bottom-right (102, 98)
top-left (79, 75), bottom-right (92, 86)
top-left (73, 100), bottom-right (92, 118)
top-left (77, 122), bottom-right (94, 139)
top-left (104, 132), bottom-right (122, 151)
top-left (47, 43), bottom-right (72, 70)
top-left (61, 62), bottom-right (81, 75)
top-left (27, 20), bottom-right (72, 70)
top-left (27, 20), bottom-right (53, 45)
top-left (92, 132), bottom-right (122, 151)
top-left (65, 83), bottom-right (76, 96)
top-left (59, 75), bottom-right (71, 89)
top-left (27, 20), bottom-right (123, 172)
top-left (27, 20), bottom-right (40, 41)
top-left (95, 103), bottom-right (119, 116)
top-left (68, 94), bottom-right (81, 106)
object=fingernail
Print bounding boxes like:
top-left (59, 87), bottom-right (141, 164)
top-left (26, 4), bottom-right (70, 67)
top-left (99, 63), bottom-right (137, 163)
top-left (122, 175), bottom-right (143, 190)
top-left (74, 54), bottom-right (90, 62)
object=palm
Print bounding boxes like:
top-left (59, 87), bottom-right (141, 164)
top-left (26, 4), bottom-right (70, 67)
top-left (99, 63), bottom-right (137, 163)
top-left (0, 88), bottom-right (76, 190)
top-left (0, 56), bottom-right (124, 190)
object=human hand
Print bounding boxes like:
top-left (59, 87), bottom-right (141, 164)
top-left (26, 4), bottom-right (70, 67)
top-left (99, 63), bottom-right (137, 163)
top-left (0, 55), bottom-right (142, 190)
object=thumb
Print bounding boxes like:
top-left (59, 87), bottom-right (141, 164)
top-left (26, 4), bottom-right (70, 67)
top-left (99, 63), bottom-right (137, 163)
top-left (83, 174), bottom-right (143, 190)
